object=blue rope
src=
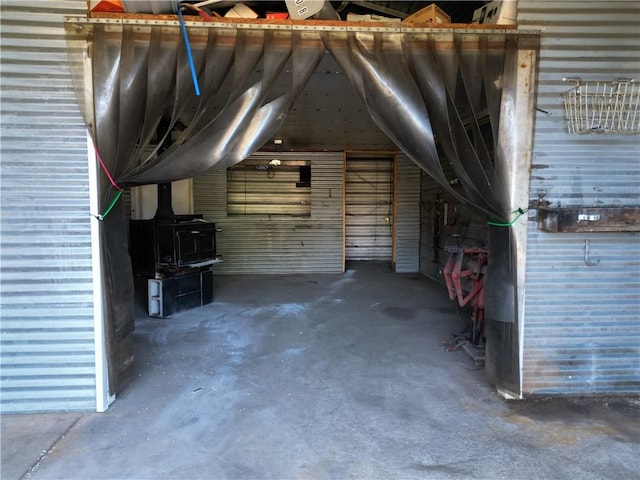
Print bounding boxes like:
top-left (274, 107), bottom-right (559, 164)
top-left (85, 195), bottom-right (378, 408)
top-left (177, 5), bottom-right (201, 96)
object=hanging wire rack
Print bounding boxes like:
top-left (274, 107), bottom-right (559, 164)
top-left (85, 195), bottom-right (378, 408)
top-left (561, 77), bottom-right (640, 134)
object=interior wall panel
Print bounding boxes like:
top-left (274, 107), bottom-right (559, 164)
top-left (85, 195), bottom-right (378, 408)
top-left (394, 153), bottom-right (420, 273)
top-left (194, 152), bottom-right (344, 274)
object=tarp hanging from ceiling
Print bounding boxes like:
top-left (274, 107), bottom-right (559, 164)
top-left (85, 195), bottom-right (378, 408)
top-left (66, 23), bottom-right (325, 185)
top-left (323, 30), bottom-right (513, 218)
top-left (65, 19), bottom-right (524, 220)
top-left (64, 17), bottom-right (535, 395)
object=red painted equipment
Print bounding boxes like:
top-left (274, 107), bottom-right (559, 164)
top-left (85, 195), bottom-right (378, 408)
top-left (443, 247), bottom-right (488, 345)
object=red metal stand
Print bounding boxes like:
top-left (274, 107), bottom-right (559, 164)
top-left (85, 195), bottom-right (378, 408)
top-left (443, 247), bottom-right (488, 345)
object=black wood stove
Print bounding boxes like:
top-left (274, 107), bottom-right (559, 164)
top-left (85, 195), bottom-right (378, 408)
top-left (129, 183), bottom-right (222, 317)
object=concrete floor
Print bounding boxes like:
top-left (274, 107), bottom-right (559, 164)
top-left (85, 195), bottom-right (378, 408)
top-left (2, 261), bottom-right (639, 480)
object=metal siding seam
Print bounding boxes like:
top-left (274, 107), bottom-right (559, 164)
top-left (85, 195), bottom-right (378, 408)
top-left (520, 0), bottom-right (640, 395)
top-left (0, 1), bottom-right (96, 413)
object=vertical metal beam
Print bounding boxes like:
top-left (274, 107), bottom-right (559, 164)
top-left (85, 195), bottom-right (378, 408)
top-left (494, 33), bottom-right (539, 398)
top-left (84, 41), bottom-right (114, 412)
top-left (511, 35), bottom-right (539, 397)
top-left (88, 136), bottom-right (113, 412)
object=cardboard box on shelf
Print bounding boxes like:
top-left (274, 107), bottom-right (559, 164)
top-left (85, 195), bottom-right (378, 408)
top-left (224, 3), bottom-right (258, 19)
top-left (402, 3), bottom-right (451, 24)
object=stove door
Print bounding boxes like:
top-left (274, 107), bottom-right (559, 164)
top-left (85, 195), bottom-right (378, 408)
top-left (175, 225), bottom-right (216, 265)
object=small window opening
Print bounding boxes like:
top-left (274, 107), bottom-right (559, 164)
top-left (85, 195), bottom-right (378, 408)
top-left (227, 160), bottom-right (311, 216)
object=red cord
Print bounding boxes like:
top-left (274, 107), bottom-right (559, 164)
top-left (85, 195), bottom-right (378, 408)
top-left (95, 145), bottom-right (122, 191)
top-left (197, 9), bottom-right (214, 21)
top-left (182, 3), bottom-right (214, 21)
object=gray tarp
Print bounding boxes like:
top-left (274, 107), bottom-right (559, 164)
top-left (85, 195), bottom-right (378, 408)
top-left (65, 17), bottom-right (530, 393)
top-left (66, 20), bottom-right (521, 219)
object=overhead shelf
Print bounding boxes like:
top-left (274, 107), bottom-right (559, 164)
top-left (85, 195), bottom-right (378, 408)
top-left (81, 11), bottom-right (518, 32)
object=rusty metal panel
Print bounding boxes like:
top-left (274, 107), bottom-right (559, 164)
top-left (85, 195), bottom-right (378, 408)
top-left (0, 1), bottom-right (97, 412)
top-left (194, 152), bottom-right (344, 274)
top-left (537, 207), bottom-right (640, 233)
top-left (394, 153), bottom-right (420, 273)
top-left (519, 1), bottom-right (640, 394)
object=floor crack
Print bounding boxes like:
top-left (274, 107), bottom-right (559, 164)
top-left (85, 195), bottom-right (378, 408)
top-left (19, 416), bottom-right (83, 479)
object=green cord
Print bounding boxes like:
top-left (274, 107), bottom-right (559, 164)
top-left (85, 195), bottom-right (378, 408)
top-left (487, 208), bottom-right (528, 227)
top-left (98, 190), bottom-right (122, 220)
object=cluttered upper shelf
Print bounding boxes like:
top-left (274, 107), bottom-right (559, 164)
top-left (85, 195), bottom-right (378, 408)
top-left (86, 11), bottom-right (515, 29)
top-left (86, 1), bottom-right (516, 29)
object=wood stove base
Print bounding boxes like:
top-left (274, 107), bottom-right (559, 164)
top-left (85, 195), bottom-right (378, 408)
top-left (148, 269), bottom-right (214, 318)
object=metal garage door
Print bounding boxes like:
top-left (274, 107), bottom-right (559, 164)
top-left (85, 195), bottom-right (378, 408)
top-left (345, 152), bottom-right (394, 261)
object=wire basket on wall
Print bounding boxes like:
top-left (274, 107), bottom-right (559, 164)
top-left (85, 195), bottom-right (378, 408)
top-left (561, 77), bottom-right (640, 135)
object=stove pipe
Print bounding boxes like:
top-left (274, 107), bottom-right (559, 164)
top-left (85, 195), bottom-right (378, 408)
top-left (155, 182), bottom-right (174, 221)
top-left (154, 117), bottom-right (174, 222)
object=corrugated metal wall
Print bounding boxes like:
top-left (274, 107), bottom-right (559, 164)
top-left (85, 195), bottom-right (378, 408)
top-left (194, 152), bottom-right (344, 274)
top-left (519, 1), bottom-right (640, 394)
top-left (0, 2), bottom-right (97, 412)
top-left (345, 152), bottom-right (394, 261)
top-left (394, 153), bottom-right (421, 273)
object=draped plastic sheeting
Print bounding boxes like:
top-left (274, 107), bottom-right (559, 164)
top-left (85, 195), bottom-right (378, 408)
top-left (323, 30), bottom-right (515, 219)
top-left (64, 19), bottom-right (537, 398)
top-left (66, 22), bottom-right (325, 186)
top-left (66, 20), bottom-right (523, 219)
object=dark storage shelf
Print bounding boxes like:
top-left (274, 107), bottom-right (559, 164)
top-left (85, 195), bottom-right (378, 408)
top-left (537, 206), bottom-right (640, 233)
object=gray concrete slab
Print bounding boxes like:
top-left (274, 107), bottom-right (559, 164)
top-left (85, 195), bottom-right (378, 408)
top-left (1, 413), bottom-right (82, 480)
top-left (2, 262), bottom-right (639, 480)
